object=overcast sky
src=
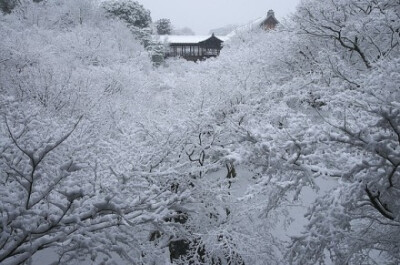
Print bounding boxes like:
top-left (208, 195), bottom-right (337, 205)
top-left (137, 0), bottom-right (301, 35)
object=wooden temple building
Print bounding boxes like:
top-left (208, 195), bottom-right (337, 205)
top-left (158, 34), bottom-right (226, 61)
top-left (260, 10), bottom-right (279, 30)
top-left (158, 10), bottom-right (279, 61)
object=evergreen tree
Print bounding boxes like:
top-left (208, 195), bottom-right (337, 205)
top-left (102, 0), bottom-right (151, 29)
top-left (155, 18), bottom-right (172, 35)
top-left (0, 0), bottom-right (18, 14)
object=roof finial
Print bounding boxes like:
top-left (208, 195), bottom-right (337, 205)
top-left (267, 9), bottom-right (275, 18)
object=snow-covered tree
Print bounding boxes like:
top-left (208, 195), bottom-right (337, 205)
top-left (155, 18), bottom-right (172, 35)
top-left (0, 1), bottom-right (190, 264)
top-left (101, 0), bottom-right (151, 29)
top-left (284, 1), bottom-right (400, 263)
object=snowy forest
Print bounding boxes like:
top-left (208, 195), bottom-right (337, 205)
top-left (0, 0), bottom-right (399, 264)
